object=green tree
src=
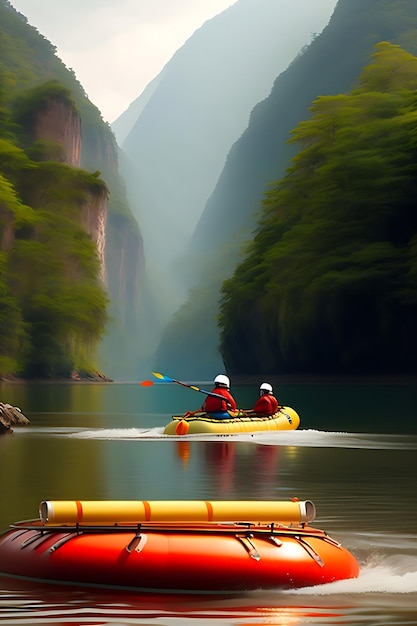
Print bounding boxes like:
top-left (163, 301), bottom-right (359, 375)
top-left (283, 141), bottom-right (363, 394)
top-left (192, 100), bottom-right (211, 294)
top-left (0, 84), bottom-right (109, 377)
top-left (0, 173), bottom-right (30, 374)
top-left (219, 43), bottom-right (417, 375)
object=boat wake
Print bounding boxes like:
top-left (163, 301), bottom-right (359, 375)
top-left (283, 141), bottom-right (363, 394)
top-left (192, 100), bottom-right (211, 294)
top-left (69, 427), bottom-right (417, 449)
top-left (285, 561), bottom-right (417, 595)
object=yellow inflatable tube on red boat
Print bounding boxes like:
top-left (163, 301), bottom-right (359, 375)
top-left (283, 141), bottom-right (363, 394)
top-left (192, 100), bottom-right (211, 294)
top-left (39, 499), bottom-right (316, 526)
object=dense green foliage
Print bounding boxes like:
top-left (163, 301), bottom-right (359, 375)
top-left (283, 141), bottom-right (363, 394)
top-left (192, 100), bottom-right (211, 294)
top-left (0, 97), bottom-right (109, 377)
top-left (154, 0), bottom-right (417, 379)
top-left (219, 43), bottom-right (417, 375)
top-left (0, 1), bottom-right (111, 378)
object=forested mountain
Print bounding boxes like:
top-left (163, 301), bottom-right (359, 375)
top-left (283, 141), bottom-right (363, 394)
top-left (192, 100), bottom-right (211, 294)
top-left (0, 0), bottom-right (143, 379)
top-left (3, 0), bottom-right (416, 381)
top-left (221, 42), bottom-right (417, 374)
top-left (155, 0), bottom-right (417, 378)
top-left (117, 0), bottom-right (337, 324)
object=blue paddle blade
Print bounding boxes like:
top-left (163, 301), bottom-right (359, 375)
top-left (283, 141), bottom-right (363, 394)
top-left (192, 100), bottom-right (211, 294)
top-left (152, 372), bottom-right (173, 382)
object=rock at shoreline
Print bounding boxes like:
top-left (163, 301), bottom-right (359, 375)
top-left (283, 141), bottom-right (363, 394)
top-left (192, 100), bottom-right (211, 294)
top-left (0, 402), bottom-right (30, 434)
top-left (71, 370), bottom-right (113, 382)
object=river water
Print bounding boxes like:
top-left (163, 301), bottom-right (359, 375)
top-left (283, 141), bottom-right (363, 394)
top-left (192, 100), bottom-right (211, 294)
top-left (0, 379), bottom-right (416, 625)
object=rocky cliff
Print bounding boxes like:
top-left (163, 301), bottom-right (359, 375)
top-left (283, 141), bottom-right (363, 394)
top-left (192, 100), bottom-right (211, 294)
top-left (33, 96), bottom-right (81, 166)
top-left (32, 95), bottom-right (109, 281)
top-left (0, 0), bottom-right (146, 379)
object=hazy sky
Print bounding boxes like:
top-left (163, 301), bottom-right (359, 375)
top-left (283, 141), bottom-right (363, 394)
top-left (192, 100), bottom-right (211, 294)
top-left (9, 0), bottom-right (238, 123)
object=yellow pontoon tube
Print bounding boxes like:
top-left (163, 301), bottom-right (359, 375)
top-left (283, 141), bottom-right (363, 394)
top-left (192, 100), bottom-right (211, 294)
top-left (39, 499), bottom-right (316, 526)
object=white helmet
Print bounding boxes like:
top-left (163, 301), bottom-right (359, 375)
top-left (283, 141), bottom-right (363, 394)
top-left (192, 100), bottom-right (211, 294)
top-left (260, 382), bottom-right (273, 393)
top-left (214, 374), bottom-right (230, 388)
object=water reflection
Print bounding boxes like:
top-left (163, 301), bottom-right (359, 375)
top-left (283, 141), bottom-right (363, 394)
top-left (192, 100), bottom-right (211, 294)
top-left (1, 381), bottom-right (417, 625)
top-left (191, 442), bottom-right (282, 498)
top-left (1, 574), bottom-right (417, 625)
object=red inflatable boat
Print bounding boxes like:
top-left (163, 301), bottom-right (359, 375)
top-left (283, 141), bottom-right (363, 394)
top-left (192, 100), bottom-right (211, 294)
top-left (0, 499), bottom-right (359, 594)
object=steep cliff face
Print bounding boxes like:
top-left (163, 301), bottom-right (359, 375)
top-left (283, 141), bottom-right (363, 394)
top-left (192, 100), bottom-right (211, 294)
top-left (31, 95), bottom-right (109, 282)
top-left (79, 124), bottom-right (146, 378)
top-left (29, 87), bottom-right (145, 378)
top-left (79, 188), bottom-right (108, 283)
top-left (33, 97), bottom-right (81, 166)
top-left (99, 209), bottom-right (148, 379)
top-left (78, 111), bottom-right (145, 337)
top-left (0, 0), bottom-right (147, 379)
top-left (105, 213), bottom-right (144, 317)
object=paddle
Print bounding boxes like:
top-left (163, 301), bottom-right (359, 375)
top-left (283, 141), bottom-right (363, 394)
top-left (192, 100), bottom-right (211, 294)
top-left (149, 372), bottom-right (227, 401)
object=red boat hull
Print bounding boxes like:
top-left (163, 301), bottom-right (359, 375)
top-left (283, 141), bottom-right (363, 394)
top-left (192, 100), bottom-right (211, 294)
top-left (0, 521), bottom-right (359, 593)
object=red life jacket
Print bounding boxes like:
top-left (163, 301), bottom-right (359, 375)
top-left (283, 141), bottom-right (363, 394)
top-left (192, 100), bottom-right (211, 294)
top-left (204, 387), bottom-right (237, 412)
top-left (253, 394), bottom-right (278, 416)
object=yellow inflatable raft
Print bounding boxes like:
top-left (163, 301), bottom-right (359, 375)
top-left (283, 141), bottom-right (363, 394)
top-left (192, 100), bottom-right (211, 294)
top-left (163, 406), bottom-right (300, 435)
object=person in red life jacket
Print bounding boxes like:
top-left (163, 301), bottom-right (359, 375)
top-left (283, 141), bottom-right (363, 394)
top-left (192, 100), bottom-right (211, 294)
top-left (203, 374), bottom-right (237, 415)
top-left (253, 382), bottom-right (279, 415)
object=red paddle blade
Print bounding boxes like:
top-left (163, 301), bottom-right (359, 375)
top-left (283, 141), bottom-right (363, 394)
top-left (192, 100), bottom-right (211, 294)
top-left (140, 380), bottom-right (154, 386)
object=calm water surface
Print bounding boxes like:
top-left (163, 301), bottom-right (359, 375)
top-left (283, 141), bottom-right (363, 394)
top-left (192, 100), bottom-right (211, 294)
top-left (0, 379), bottom-right (416, 625)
